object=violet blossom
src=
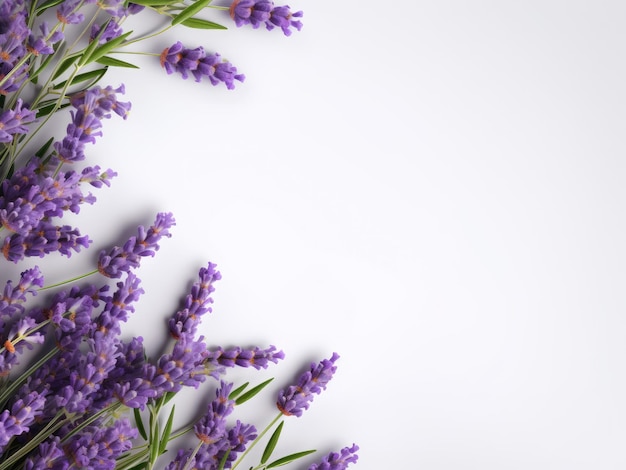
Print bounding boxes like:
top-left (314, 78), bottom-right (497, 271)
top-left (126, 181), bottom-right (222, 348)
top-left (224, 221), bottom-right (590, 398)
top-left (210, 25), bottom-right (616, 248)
top-left (160, 42), bottom-right (245, 89)
top-left (308, 444), bottom-right (360, 470)
top-left (276, 352), bottom-right (340, 417)
top-left (97, 212), bottom-right (175, 278)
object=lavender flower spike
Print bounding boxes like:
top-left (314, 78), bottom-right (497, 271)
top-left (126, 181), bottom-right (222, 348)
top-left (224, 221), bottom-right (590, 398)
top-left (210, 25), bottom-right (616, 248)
top-left (194, 381), bottom-right (235, 444)
top-left (98, 212), bottom-right (175, 278)
top-left (0, 392), bottom-right (46, 451)
top-left (160, 42), bottom-right (245, 89)
top-left (308, 444), bottom-right (359, 470)
top-left (229, 0), bottom-right (273, 28)
top-left (276, 352), bottom-right (339, 417)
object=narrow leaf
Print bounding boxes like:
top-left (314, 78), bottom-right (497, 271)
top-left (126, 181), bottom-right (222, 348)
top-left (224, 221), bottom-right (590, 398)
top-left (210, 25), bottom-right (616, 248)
top-left (87, 31), bottom-right (134, 64)
top-left (229, 382), bottom-right (249, 400)
top-left (180, 17), bottom-right (227, 30)
top-left (131, 0), bottom-right (179, 5)
top-left (51, 53), bottom-right (80, 80)
top-left (159, 405), bottom-right (176, 454)
top-left (36, 101), bottom-right (70, 118)
top-left (261, 421), bottom-right (283, 464)
top-left (35, 0), bottom-right (65, 14)
top-left (53, 68), bottom-right (108, 90)
top-left (235, 378), bottom-right (274, 406)
top-left (267, 450), bottom-right (317, 468)
top-left (96, 56), bottom-right (140, 69)
top-left (163, 391), bottom-right (177, 405)
top-left (171, 0), bottom-right (212, 26)
top-left (134, 408), bottom-right (148, 440)
top-left (126, 464), bottom-right (148, 470)
top-left (34, 137), bottom-right (54, 159)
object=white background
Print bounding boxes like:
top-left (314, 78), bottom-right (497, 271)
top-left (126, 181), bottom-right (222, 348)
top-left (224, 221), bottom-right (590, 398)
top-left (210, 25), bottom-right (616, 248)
top-left (8, 1), bottom-right (626, 468)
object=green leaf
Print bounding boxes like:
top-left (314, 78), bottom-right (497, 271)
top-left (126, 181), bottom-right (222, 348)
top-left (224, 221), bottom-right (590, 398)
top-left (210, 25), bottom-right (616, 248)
top-left (53, 68), bottom-right (108, 90)
top-left (51, 53), bottom-right (80, 80)
top-left (163, 391), bottom-right (177, 405)
top-left (229, 382), bottom-right (249, 400)
top-left (133, 408), bottom-right (148, 441)
top-left (125, 464), bottom-right (148, 470)
top-left (35, 0), bottom-right (65, 14)
top-left (180, 17), bottom-right (227, 30)
top-left (84, 31), bottom-right (134, 65)
top-left (96, 56), bottom-right (140, 69)
top-left (131, 0), bottom-right (179, 5)
top-left (36, 101), bottom-right (70, 118)
top-left (171, 0), bottom-right (212, 26)
top-left (235, 378), bottom-right (274, 406)
top-left (261, 421), bottom-right (283, 464)
top-left (34, 137), bottom-right (54, 159)
top-left (159, 405), bottom-right (176, 454)
top-left (267, 450), bottom-right (317, 468)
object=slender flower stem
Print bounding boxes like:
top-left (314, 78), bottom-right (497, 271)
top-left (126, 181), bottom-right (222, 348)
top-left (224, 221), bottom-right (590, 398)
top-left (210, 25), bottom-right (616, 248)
top-left (38, 269), bottom-right (99, 291)
top-left (182, 441), bottom-right (204, 470)
top-left (0, 409), bottom-right (67, 470)
top-left (231, 412), bottom-right (283, 470)
top-left (0, 346), bottom-right (59, 407)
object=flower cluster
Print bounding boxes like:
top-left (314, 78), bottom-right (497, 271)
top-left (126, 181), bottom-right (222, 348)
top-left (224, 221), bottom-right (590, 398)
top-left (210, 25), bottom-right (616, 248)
top-left (230, 0), bottom-right (304, 36)
top-left (0, 0), bottom-right (357, 468)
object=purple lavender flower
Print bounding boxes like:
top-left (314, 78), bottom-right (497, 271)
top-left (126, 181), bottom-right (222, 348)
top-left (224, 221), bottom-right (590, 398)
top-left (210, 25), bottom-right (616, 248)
top-left (0, 99), bottom-right (36, 142)
top-left (169, 262), bottom-right (221, 339)
top-left (152, 333), bottom-right (208, 394)
top-left (23, 437), bottom-right (66, 470)
top-left (194, 381), bottom-right (235, 444)
top-left (54, 85), bottom-right (130, 163)
top-left (27, 23), bottom-right (64, 56)
top-left (2, 222), bottom-right (91, 262)
top-left (205, 345), bottom-right (284, 373)
top-left (90, 21), bottom-right (123, 44)
top-left (56, 0), bottom-right (85, 25)
top-left (308, 444), bottom-right (359, 470)
top-left (160, 42), bottom-right (245, 89)
top-left (96, 337), bottom-right (157, 410)
top-left (0, 267), bottom-right (44, 320)
top-left (229, 0), bottom-right (303, 35)
top-left (167, 420), bottom-right (257, 470)
top-left (97, 212), bottom-right (175, 278)
top-left (0, 391), bottom-right (46, 451)
top-left (229, 0), bottom-right (273, 28)
top-left (276, 352), bottom-right (339, 417)
top-left (80, 165), bottom-right (117, 188)
top-left (0, 1), bottom-right (29, 94)
top-left (0, 317), bottom-right (45, 377)
top-left (266, 5), bottom-right (303, 35)
top-left (61, 419), bottom-right (137, 468)
top-left (95, 0), bottom-right (126, 17)
top-left (93, 272), bottom-right (143, 337)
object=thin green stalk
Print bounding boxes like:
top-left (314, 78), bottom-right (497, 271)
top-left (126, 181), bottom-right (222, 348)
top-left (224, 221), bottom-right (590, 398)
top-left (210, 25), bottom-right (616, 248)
top-left (0, 409), bottom-right (67, 470)
top-left (231, 412), bottom-right (283, 470)
top-left (38, 268), bottom-right (99, 291)
top-left (182, 441), bottom-right (203, 470)
top-left (0, 346), bottom-right (59, 407)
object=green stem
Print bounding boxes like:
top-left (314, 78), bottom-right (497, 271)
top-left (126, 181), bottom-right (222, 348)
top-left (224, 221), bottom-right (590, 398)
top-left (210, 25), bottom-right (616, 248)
top-left (182, 441), bottom-right (203, 470)
top-left (231, 412), bottom-right (283, 470)
top-left (0, 409), bottom-right (67, 470)
top-left (0, 346), bottom-right (59, 408)
top-left (38, 269), bottom-right (99, 291)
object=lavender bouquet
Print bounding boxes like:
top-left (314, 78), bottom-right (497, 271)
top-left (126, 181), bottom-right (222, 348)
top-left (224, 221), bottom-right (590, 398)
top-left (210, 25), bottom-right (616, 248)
top-left (0, 0), bottom-right (358, 468)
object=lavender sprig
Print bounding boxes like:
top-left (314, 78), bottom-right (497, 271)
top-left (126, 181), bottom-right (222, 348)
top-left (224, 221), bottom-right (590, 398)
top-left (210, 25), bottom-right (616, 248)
top-left (0, 0), bottom-right (358, 467)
